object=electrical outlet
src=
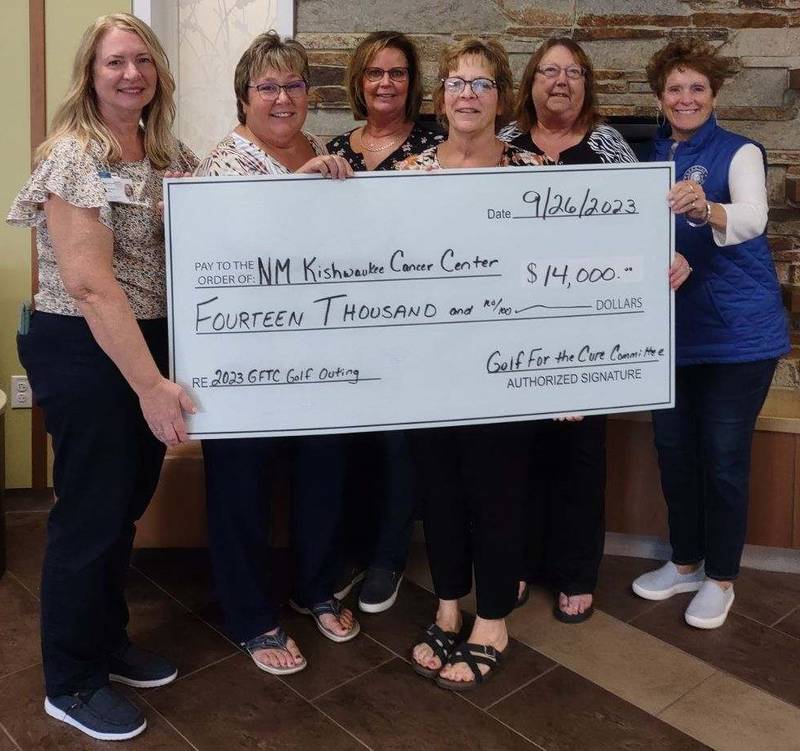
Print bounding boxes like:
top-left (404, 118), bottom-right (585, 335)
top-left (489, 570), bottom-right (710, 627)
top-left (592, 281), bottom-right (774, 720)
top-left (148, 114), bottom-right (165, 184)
top-left (10, 375), bottom-right (32, 409)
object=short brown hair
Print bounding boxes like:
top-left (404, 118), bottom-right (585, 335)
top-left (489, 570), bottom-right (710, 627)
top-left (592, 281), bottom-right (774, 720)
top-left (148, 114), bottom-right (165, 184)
top-left (514, 37), bottom-right (601, 133)
top-left (345, 31), bottom-right (422, 122)
top-left (234, 31), bottom-right (309, 125)
top-left (646, 37), bottom-right (730, 97)
top-left (432, 38), bottom-right (515, 131)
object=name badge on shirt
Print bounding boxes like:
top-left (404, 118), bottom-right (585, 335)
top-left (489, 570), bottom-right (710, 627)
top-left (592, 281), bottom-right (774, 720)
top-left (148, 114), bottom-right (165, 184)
top-left (98, 171), bottom-right (139, 205)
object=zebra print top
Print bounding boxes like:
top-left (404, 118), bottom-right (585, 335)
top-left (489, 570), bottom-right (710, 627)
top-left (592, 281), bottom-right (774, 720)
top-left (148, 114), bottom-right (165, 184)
top-left (497, 122), bottom-right (636, 165)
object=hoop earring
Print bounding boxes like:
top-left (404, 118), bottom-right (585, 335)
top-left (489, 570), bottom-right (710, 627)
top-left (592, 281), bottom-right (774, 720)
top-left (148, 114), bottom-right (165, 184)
top-left (655, 106), bottom-right (665, 129)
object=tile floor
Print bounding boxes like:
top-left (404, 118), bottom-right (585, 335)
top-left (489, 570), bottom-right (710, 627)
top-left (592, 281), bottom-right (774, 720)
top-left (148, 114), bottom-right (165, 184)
top-left (2, 504), bottom-right (800, 750)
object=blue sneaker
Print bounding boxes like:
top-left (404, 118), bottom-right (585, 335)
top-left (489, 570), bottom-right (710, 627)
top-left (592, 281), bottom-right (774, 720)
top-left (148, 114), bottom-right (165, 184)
top-left (44, 685), bottom-right (146, 741)
top-left (109, 642), bottom-right (178, 688)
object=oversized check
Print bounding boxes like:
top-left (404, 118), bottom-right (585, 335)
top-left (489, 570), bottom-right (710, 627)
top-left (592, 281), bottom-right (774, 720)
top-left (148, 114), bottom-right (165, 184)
top-left (164, 162), bottom-right (674, 439)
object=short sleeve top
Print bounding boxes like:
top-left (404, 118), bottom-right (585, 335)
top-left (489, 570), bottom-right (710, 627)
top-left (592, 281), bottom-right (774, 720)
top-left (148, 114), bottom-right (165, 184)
top-left (326, 122), bottom-right (445, 171)
top-left (395, 142), bottom-right (547, 171)
top-left (194, 130), bottom-right (327, 177)
top-left (7, 137), bottom-right (198, 318)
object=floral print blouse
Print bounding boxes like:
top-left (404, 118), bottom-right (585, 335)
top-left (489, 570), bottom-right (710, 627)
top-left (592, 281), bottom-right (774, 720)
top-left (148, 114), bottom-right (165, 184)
top-left (326, 122), bottom-right (444, 171)
top-left (395, 142), bottom-right (547, 171)
top-left (7, 137), bottom-right (198, 318)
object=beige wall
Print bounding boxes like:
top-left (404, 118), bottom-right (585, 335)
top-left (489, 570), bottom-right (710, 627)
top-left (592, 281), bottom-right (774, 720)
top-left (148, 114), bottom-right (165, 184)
top-left (0, 0), bottom-right (129, 489)
top-left (0, 1), bottom-right (32, 489)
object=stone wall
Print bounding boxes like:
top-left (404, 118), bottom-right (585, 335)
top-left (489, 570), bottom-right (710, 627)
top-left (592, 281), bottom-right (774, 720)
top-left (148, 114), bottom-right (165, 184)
top-left (296, 0), bottom-right (800, 384)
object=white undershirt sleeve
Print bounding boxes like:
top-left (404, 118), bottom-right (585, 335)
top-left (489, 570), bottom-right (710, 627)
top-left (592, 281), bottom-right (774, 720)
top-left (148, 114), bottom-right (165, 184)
top-left (712, 143), bottom-right (768, 247)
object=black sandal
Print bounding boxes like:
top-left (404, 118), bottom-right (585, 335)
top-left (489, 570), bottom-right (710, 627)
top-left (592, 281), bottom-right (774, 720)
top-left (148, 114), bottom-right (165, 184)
top-left (411, 623), bottom-right (459, 679)
top-left (434, 641), bottom-right (508, 691)
top-left (553, 593), bottom-right (594, 624)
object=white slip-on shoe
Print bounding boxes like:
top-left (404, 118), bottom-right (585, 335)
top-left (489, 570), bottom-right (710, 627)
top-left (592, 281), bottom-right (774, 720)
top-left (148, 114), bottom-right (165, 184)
top-left (684, 580), bottom-right (734, 629)
top-left (632, 561), bottom-right (705, 601)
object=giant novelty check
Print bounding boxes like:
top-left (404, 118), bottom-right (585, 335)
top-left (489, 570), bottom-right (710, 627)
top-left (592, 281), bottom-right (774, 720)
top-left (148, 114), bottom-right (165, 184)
top-left (164, 162), bottom-right (674, 439)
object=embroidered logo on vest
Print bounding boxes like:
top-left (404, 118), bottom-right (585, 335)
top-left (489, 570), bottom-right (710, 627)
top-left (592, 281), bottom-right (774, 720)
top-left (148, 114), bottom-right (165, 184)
top-left (682, 165), bottom-right (708, 185)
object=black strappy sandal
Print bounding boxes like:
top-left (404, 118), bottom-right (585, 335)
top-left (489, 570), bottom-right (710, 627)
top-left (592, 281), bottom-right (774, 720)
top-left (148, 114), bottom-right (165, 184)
top-left (434, 641), bottom-right (509, 691)
top-left (411, 623), bottom-right (459, 680)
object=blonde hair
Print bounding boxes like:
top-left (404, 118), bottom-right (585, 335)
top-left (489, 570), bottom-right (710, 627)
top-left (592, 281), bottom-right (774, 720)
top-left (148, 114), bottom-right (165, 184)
top-left (36, 13), bottom-right (177, 169)
top-left (432, 38), bottom-right (515, 131)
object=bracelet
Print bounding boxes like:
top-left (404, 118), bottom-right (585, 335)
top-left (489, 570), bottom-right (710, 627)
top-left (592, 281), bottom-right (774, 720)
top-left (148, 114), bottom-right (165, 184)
top-left (686, 201), bottom-right (712, 228)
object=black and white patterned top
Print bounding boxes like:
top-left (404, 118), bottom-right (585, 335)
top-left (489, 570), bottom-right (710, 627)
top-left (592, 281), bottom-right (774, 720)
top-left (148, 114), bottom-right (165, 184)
top-left (327, 122), bottom-right (444, 171)
top-left (7, 137), bottom-right (197, 318)
top-left (498, 121), bottom-right (636, 165)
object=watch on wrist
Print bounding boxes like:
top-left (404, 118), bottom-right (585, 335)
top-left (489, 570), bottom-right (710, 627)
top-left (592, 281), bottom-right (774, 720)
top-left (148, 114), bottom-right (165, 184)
top-left (686, 201), bottom-right (712, 228)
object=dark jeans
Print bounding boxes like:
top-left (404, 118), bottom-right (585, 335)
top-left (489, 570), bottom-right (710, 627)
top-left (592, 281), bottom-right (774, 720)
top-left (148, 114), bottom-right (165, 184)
top-left (410, 422), bottom-right (527, 620)
top-left (342, 430), bottom-right (416, 573)
top-left (526, 416), bottom-right (607, 595)
top-left (652, 359), bottom-right (776, 581)
top-left (202, 433), bottom-right (346, 644)
top-left (17, 312), bottom-right (167, 698)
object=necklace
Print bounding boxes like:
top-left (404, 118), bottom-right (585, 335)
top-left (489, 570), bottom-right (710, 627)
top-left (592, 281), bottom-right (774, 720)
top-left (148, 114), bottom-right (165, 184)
top-left (360, 126), bottom-right (405, 153)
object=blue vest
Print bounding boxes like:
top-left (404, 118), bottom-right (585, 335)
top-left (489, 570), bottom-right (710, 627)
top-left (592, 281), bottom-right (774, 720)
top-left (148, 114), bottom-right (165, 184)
top-left (651, 116), bottom-right (789, 365)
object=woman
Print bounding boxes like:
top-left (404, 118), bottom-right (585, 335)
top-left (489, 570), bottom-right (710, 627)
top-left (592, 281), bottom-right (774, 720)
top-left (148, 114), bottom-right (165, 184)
top-left (327, 30), bottom-right (443, 171)
top-left (195, 31), bottom-right (358, 678)
top-left (499, 38), bottom-right (691, 624)
top-left (632, 38), bottom-right (789, 629)
top-left (8, 14), bottom-right (196, 741)
top-left (398, 38), bottom-right (546, 691)
top-left (327, 31), bottom-right (443, 614)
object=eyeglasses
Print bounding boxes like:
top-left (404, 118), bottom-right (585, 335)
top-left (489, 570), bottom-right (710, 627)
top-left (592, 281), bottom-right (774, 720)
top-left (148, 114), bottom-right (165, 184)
top-left (364, 67), bottom-right (409, 82)
top-left (536, 64), bottom-right (585, 80)
top-left (248, 80), bottom-right (309, 100)
top-left (442, 77), bottom-right (497, 96)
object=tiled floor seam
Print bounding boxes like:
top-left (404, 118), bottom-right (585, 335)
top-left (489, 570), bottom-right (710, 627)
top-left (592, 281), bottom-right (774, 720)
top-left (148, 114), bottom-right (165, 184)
top-left (652, 670), bottom-right (717, 717)
top-left (625, 604), bottom-right (800, 711)
top-left (453, 692), bottom-right (548, 750)
top-left (0, 662), bottom-right (44, 684)
top-left (771, 603), bottom-right (800, 629)
top-left (130, 564), bottom-right (207, 618)
top-left (137, 693), bottom-right (201, 751)
top-left (734, 608), bottom-right (800, 642)
top-left (277, 673), bottom-right (374, 750)
top-left (309, 653), bottom-right (397, 702)
top-left (480, 663), bottom-right (560, 712)
top-left (0, 722), bottom-right (21, 751)
top-left (149, 651), bottom-right (239, 687)
top-left (4, 570), bottom-right (39, 602)
top-left (130, 562), bottom-right (244, 650)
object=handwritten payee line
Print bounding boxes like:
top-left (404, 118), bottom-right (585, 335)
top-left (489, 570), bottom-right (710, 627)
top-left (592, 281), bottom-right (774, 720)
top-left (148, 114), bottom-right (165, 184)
top-left (195, 309), bottom-right (645, 335)
top-left (487, 358), bottom-right (660, 375)
top-left (194, 273), bottom-right (503, 290)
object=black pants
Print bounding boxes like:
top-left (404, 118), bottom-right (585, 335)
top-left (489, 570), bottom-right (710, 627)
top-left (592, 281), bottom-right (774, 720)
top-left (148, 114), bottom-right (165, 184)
top-left (17, 312), bottom-right (167, 698)
top-left (202, 433), bottom-right (346, 644)
top-left (342, 430), bottom-right (416, 573)
top-left (411, 423), bottom-right (527, 620)
top-left (525, 416), bottom-right (607, 595)
top-left (652, 359), bottom-right (776, 581)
